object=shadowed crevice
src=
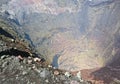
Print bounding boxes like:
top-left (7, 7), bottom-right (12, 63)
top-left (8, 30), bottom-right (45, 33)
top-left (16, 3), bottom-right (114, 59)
top-left (0, 28), bottom-right (14, 39)
top-left (0, 48), bottom-right (30, 57)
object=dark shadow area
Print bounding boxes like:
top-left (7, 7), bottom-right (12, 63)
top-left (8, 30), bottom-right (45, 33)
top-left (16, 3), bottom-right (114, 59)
top-left (0, 48), bottom-right (30, 57)
top-left (88, 0), bottom-right (114, 7)
top-left (24, 33), bottom-right (35, 47)
top-left (110, 50), bottom-right (120, 68)
top-left (0, 48), bottom-right (46, 62)
top-left (0, 28), bottom-right (14, 39)
top-left (91, 64), bottom-right (120, 83)
top-left (90, 32), bottom-right (120, 84)
top-left (110, 30), bottom-right (120, 67)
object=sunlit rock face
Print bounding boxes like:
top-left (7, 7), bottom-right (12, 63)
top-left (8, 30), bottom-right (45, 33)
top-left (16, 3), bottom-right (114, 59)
top-left (0, 0), bottom-right (120, 71)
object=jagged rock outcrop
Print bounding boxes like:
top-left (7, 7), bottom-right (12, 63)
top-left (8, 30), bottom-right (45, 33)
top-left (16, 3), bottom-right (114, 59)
top-left (0, 0), bottom-right (120, 72)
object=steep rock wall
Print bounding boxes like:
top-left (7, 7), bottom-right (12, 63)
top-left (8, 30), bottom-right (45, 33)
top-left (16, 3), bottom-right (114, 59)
top-left (0, 0), bottom-right (120, 71)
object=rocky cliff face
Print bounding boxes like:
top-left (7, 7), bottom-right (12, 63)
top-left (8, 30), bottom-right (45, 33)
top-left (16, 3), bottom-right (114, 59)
top-left (0, 0), bottom-right (120, 72)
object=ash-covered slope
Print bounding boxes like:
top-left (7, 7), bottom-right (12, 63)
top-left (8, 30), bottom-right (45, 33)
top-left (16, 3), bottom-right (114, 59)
top-left (0, 0), bottom-right (120, 72)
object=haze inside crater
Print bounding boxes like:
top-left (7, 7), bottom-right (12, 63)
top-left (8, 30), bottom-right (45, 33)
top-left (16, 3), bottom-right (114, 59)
top-left (0, 0), bottom-right (120, 71)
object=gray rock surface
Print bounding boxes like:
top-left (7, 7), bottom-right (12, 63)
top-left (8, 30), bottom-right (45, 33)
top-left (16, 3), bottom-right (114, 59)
top-left (40, 69), bottom-right (50, 78)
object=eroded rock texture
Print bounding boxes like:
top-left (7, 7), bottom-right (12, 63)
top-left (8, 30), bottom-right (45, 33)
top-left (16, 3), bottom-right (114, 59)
top-left (0, 0), bottom-right (120, 71)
